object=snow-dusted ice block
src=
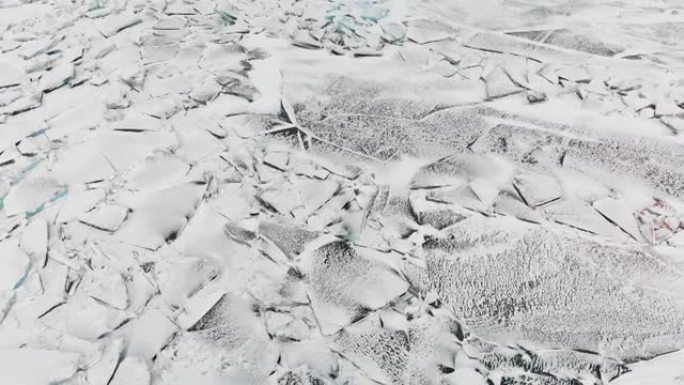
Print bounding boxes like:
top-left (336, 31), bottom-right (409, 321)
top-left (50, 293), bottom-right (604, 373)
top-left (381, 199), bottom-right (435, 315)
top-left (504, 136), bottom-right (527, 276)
top-left (299, 239), bottom-right (409, 334)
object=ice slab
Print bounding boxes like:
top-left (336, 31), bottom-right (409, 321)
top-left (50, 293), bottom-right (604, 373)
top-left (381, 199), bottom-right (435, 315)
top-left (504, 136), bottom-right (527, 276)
top-left (109, 356), bottom-right (150, 385)
top-left (612, 349), bottom-right (684, 385)
top-left (300, 240), bottom-right (408, 334)
top-left (19, 218), bottom-right (48, 266)
top-left (113, 308), bottom-right (177, 361)
top-left (593, 197), bottom-right (644, 242)
top-left (426, 216), bottom-right (684, 360)
top-left (40, 295), bottom-right (128, 340)
top-left (513, 170), bottom-right (562, 207)
top-left (3, 176), bottom-right (66, 217)
top-left (81, 269), bottom-right (129, 310)
top-left (125, 153), bottom-right (190, 191)
top-left (78, 205), bottom-right (129, 232)
top-left (96, 13), bottom-right (142, 37)
top-left (484, 67), bottom-right (521, 100)
top-left (0, 348), bottom-right (80, 385)
top-left (40, 62), bottom-right (74, 93)
top-left (0, 60), bottom-right (25, 89)
top-left (87, 338), bottom-right (123, 385)
top-left (0, 240), bottom-right (31, 290)
top-left (116, 183), bottom-right (206, 250)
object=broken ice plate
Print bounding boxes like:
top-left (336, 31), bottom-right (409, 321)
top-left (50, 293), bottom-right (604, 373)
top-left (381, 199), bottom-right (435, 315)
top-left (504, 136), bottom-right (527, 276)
top-left (0, 239), bottom-right (31, 290)
top-left (3, 176), bottom-right (67, 217)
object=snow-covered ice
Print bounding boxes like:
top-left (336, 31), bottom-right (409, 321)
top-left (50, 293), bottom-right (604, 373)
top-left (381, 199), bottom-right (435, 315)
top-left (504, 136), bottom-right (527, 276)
top-left (1, 0), bottom-right (684, 384)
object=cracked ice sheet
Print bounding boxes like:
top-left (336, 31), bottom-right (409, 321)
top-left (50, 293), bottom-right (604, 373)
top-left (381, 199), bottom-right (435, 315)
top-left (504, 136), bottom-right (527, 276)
top-left (246, 36), bottom-right (481, 108)
top-left (2, 0), bottom-right (684, 384)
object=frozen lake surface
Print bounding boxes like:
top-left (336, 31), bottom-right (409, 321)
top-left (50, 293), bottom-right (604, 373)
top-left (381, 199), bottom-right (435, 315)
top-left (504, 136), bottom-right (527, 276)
top-left (1, 0), bottom-right (684, 384)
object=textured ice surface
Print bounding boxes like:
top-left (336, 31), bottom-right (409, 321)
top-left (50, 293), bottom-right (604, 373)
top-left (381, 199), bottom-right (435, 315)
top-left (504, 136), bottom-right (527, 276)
top-left (425, 216), bottom-right (684, 360)
top-left (300, 240), bottom-right (409, 333)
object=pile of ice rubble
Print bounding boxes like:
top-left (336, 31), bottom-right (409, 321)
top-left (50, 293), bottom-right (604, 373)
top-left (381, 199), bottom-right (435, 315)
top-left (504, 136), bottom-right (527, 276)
top-left (2, 0), bottom-right (684, 384)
